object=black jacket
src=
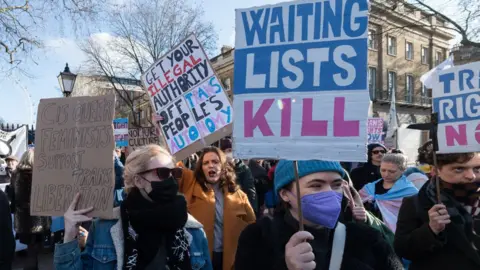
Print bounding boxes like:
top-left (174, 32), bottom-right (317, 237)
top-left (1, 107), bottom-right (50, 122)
top-left (248, 160), bottom-right (270, 208)
top-left (234, 160), bottom-right (257, 211)
top-left (0, 189), bottom-right (14, 270)
top-left (235, 210), bottom-right (403, 270)
top-left (12, 169), bottom-right (51, 235)
top-left (395, 184), bottom-right (480, 270)
top-left (350, 163), bottom-right (381, 191)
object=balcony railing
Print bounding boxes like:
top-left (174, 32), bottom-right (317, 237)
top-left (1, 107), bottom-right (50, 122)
top-left (371, 89), bottom-right (432, 107)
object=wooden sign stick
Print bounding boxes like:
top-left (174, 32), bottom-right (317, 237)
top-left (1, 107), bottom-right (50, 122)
top-left (293, 160), bottom-right (304, 231)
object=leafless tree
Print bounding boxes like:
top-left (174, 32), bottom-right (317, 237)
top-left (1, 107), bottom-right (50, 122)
top-left (378, 0), bottom-right (480, 47)
top-left (80, 0), bottom-right (217, 127)
top-left (0, 0), bottom-right (111, 66)
top-left (412, 0), bottom-right (480, 47)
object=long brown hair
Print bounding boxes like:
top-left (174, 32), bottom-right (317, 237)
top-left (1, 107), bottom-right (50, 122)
top-left (194, 146), bottom-right (238, 193)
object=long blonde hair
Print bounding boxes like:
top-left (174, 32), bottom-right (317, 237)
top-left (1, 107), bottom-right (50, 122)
top-left (123, 144), bottom-right (175, 192)
top-left (17, 150), bottom-right (33, 170)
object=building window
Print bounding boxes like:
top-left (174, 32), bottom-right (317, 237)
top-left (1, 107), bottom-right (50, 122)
top-left (368, 29), bottom-right (377, 50)
top-left (223, 78), bottom-right (231, 90)
top-left (405, 42), bottom-right (413, 60)
top-left (421, 85), bottom-right (429, 104)
top-left (405, 75), bottom-right (414, 103)
top-left (422, 47), bottom-right (429, 64)
top-left (387, 36), bottom-right (397, 55)
top-left (388, 71), bottom-right (397, 100)
top-left (368, 67), bottom-right (377, 98)
top-left (435, 51), bottom-right (443, 66)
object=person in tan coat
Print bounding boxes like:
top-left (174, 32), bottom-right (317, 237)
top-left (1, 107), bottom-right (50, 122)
top-left (178, 146), bottom-right (256, 270)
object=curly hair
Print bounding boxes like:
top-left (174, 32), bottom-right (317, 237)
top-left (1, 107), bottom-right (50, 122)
top-left (417, 140), bottom-right (433, 164)
top-left (194, 146), bottom-right (238, 193)
top-left (418, 140), bottom-right (476, 168)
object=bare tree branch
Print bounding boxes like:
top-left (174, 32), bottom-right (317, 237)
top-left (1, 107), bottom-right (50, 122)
top-left (0, 0), bottom-right (29, 13)
top-left (0, 37), bottom-right (38, 63)
top-left (376, 0), bottom-right (480, 48)
top-left (80, 0), bottom-right (217, 127)
top-left (0, 0), bottom-right (110, 66)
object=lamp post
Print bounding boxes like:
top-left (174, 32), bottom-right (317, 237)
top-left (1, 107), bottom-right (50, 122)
top-left (57, 63), bottom-right (77, 97)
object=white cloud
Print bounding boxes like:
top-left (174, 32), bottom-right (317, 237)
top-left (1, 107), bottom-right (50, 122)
top-left (42, 37), bottom-right (87, 73)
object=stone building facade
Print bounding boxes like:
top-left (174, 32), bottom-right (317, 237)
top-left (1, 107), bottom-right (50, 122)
top-left (71, 75), bottom-right (152, 126)
top-left (451, 45), bottom-right (480, 65)
top-left (210, 0), bottom-right (456, 126)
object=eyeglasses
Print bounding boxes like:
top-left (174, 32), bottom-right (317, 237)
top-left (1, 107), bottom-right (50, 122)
top-left (372, 150), bottom-right (386, 155)
top-left (140, 167), bottom-right (183, 180)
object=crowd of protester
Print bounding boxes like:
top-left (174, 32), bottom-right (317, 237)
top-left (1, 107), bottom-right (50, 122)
top-left (0, 138), bottom-right (479, 270)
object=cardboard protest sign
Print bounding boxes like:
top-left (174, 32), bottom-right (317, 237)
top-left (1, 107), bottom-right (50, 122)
top-left (127, 126), bottom-right (158, 154)
top-left (367, 118), bottom-right (384, 144)
top-left (432, 61), bottom-right (480, 153)
top-left (142, 34), bottom-right (232, 161)
top-left (113, 118), bottom-right (129, 147)
top-left (30, 95), bottom-right (116, 218)
top-left (233, 0), bottom-right (370, 161)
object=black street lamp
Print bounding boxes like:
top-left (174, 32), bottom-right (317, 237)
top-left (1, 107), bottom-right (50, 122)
top-left (57, 63), bottom-right (77, 97)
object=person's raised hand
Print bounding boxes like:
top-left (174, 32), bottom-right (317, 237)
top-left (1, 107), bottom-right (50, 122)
top-left (428, 204), bottom-right (450, 235)
top-left (64, 193), bottom-right (94, 243)
top-left (285, 231), bottom-right (315, 270)
top-left (342, 181), bottom-right (367, 223)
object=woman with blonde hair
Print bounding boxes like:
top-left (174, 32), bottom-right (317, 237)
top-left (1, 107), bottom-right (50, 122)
top-left (55, 144), bottom-right (212, 270)
top-left (359, 153), bottom-right (418, 233)
top-left (12, 149), bottom-right (51, 270)
top-left (179, 146), bottom-right (256, 270)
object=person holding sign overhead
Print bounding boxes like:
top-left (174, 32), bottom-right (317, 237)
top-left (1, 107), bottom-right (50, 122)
top-left (178, 146), bottom-right (256, 270)
top-left (54, 145), bottom-right (212, 270)
top-left (395, 150), bottom-right (480, 270)
top-left (234, 160), bottom-right (402, 270)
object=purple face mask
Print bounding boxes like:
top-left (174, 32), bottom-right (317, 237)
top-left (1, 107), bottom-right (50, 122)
top-left (299, 191), bottom-right (343, 229)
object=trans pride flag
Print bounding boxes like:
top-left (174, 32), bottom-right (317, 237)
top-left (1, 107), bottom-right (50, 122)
top-left (360, 176), bottom-right (418, 233)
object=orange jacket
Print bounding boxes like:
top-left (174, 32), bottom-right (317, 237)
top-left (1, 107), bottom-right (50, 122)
top-left (179, 168), bottom-right (256, 270)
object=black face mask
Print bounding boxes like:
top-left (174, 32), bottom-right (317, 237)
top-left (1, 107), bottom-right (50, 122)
top-left (148, 176), bottom-right (179, 203)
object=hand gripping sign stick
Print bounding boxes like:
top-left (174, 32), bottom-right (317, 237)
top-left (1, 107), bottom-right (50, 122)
top-left (408, 113), bottom-right (442, 203)
top-left (293, 160), bottom-right (305, 231)
top-left (430, 112), bottom-right (442, 203)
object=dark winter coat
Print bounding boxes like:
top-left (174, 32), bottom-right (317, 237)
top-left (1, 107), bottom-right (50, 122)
top-left (0, 189), bottom-right (14, 270)
top-left (395, 183), bottom-right (480, 270)
top-left (234, 160), bottom-right (257, 211)
top-left (350, 144), bottom-right (386, 191)
top-left (350, 163), bottom-right (382, 191)
top-left (235, 210), bottom-right (403, 270)
top-left (248, 160), bottom-right (270, 210)
top-left (12, 169), bottom-right (51, 236)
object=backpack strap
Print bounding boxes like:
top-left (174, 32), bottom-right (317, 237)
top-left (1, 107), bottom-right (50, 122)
top-left (329, 222), bottom-right (347, 270)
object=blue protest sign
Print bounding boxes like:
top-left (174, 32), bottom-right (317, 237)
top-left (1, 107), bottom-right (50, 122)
top-left (233, 0), bottom-right (370, 161)
top-left (432, 61), bottom-right (480, 153)
top-left (113, 118), bottom-right (129, 147)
